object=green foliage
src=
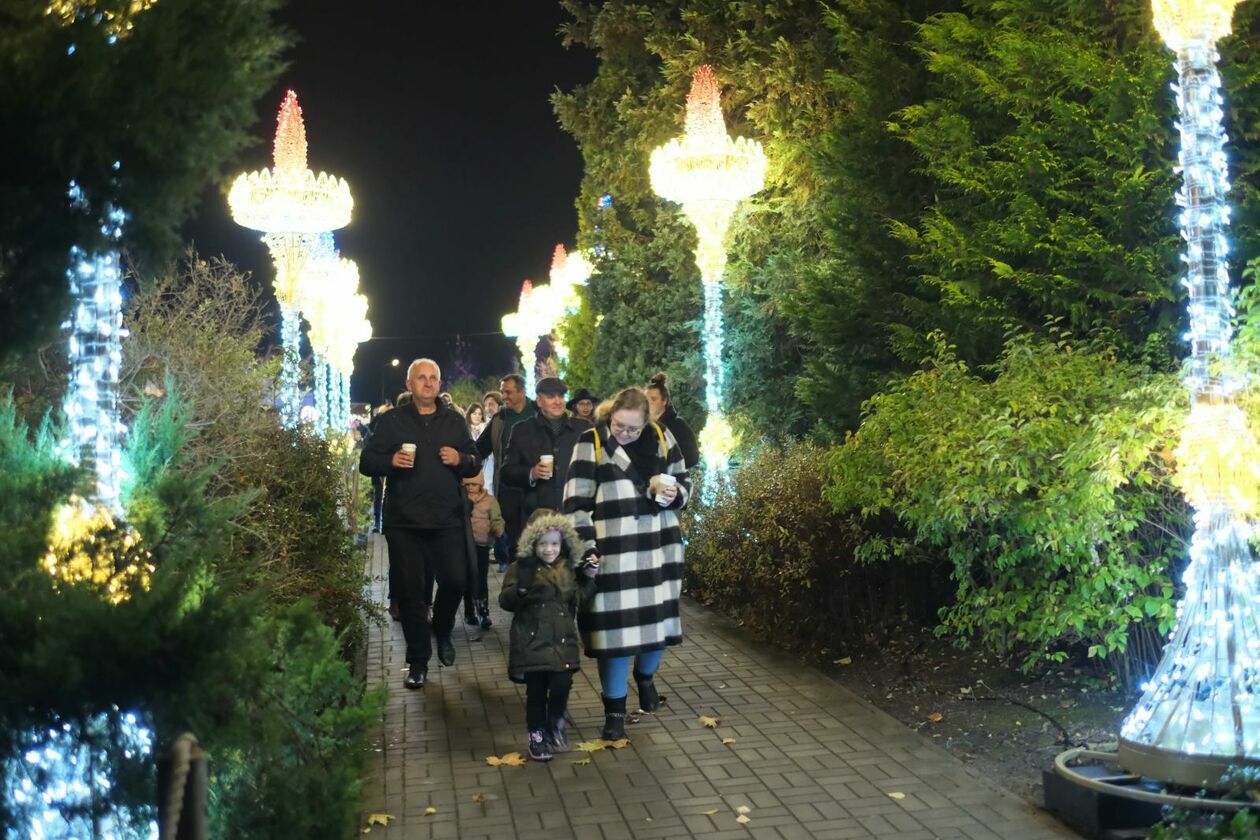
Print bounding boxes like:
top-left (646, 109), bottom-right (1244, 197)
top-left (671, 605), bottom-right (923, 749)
top-left (445, 374), bottom-right (503, 414)
top-left (826, 331), bottom-right (1186, 673)
top-left (0, 0), bottom-right (290, 360)
top-left (1149, 809), bottom-right (1260, 840)
top-left (686, 440), bottom-right (948, 648)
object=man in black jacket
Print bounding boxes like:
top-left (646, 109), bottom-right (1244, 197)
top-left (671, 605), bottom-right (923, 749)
top-left (360, 359), bottom-right (480, 688)
top-left (501, 377), bottom-right (592, 521)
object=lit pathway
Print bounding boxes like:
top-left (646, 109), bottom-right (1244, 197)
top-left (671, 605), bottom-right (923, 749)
top-left (359, 534), bottom-right (1077, 839)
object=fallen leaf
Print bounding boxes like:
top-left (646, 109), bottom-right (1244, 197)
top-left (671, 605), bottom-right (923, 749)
top-left (485, 752), bottom-right (527, 767)
top-left (572, 757), bottom-right (592, 766)
top-left (888, 792), bottom-right (906, 800)
top-left (700, 809), bottom-right (719, 816)
top-left (736, 805), bottom-right (751, 815)
top-left (574, 740), bottom-right (608, 753)
top-left (471, 793), bottom-right (485, 803)
top-left (365, 813), bottom-right (393, 828)
top-left (424, 807), bottom-right (437, 816)
top-left (699, 715), bottom-right (720, 728)
top-left (721, 737), bottom-right (736, 745)
top-left (927, 712), bottom-right (943, 723)
top-left (833, 657), bottom-right (852, 665)
top-left (736, 815), bottom-right (751, 825)
top-left (602, 738), bottom-right (630, 749)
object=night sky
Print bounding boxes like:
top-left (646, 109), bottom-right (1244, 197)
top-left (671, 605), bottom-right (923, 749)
top-left (182, 2), bottom-right (597, 405)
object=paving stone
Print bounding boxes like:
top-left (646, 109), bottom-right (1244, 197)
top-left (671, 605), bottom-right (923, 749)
top-left (357, 534), bottom-right (1079, 839)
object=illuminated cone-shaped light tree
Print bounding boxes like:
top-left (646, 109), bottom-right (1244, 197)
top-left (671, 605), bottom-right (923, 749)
top-left (502, 279), bottom-right (553, 395)
top-left (228, 90), bottom-right (352, 428)
top-left (1118, 0), bottom-right (1260, 787)
top-left (650, 65), bottom-right (766, 485)
top-left (548, 243), bottom-right (593, 366)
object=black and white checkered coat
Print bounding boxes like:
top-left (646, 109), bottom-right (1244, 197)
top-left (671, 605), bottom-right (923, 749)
top-left (562, 422), bottom-right (691, 658)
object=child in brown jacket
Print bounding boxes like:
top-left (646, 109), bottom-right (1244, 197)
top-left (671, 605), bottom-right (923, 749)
top-left (463, 471), bottom-right (505, 628)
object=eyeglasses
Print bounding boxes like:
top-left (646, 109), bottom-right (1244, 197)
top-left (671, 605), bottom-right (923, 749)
top-left (610, 421), bottom-right (645, 436)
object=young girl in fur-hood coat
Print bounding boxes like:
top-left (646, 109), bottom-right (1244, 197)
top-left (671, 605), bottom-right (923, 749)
top-left (499, 509), bottom-right (597, 761)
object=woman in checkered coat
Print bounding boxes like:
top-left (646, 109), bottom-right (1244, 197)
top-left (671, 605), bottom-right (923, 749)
top-left (562, 386), bottom-right (691, 740)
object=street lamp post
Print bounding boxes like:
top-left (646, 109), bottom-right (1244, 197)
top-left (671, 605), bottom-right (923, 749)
top-left (379, 357), bottom-right (401, 407)
top-left (228, 90), bottom-right (352, 429)
top-left (650, 65), bottom-right (766, 491)
top-left (1117, 0), bottom-right (1260, 788)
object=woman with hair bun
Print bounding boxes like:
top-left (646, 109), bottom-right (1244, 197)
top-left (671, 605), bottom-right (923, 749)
top-left (562, 386), bottom-right (691, 740)
top-left (645, 373), bottom-right (699, 469)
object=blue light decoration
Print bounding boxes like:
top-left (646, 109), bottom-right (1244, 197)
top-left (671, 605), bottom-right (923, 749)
top-left (4, 709), bottom-right (157, 839)
top-left (62, 182), bottom-right (128, 516)
top-left (1118, 0), bottom-right (1260, 788)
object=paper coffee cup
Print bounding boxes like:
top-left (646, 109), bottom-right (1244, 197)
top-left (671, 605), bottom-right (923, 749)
top-left (654, 473), bottom-right (677, 505)
top-left (400, 443), bottom-right (416, 466)
top-left (539, 455), bottom-right (554, 465)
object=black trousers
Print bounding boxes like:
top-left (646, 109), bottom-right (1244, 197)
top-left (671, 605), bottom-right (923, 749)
top-left (384, 527), bottom-right (466, 665)
top-left (463, 544), bottom-right (491, 616)
top-left (524, 670), bottom-right (573, 731)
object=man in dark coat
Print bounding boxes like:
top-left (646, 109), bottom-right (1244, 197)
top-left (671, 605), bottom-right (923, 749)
top-left (360, 358), bottom-right (480, 689)
top-left (501, 377), bottom-right (592, 521)
top-left (475, 373), bottom-right (536, 569)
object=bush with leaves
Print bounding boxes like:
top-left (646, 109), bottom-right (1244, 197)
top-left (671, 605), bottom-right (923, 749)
top-left (825, 330), bottom-right (1187, 676)
top-left (685, 440), bottom-right (948, 651)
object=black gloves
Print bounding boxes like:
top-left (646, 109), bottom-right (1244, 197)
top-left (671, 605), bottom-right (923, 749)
top-left (515, 555), bottom-right (537, 597)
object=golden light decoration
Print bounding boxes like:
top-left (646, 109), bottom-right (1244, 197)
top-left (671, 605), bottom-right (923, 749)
top-left (43, 496), bottom-right (153, 605)
top-left (502, 280), bottom-right (555, 394)
top-left (697, 413), bottom-right (739, 473)
top-left (649, 65), bottom-right (767, 280)
top-left (46, 0), bottom-right (157, 37)
top-left (301, 252), bottom-right (369, 372)
top-left (1173, 401), bottom-right (1260, 516)
top-left (1152, 0), bottom-right (1243, 49)
top-left (549, 243), bottom-right (593, 310)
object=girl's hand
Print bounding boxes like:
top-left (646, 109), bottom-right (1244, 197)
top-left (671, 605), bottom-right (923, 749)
top-left (581, 559), bottom-right (600, 579)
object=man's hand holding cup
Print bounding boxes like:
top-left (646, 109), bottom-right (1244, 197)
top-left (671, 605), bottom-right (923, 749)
top-left (438, 446), bottom-right (462, 467)
top-left (532, 454), bottom-right (555, 481)
top-left (393, 443), bottom-right (417, 469)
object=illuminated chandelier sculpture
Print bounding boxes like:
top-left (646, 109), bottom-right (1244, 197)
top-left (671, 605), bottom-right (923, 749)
top-left (650, 65), bottom-right (766, 484)
top-left (228, 90), bottom-right (352, 428)
top-left (301, 236), bottom-right (369, 437)
top-left (501, 280), bottom-right (552, 395)
top-left (1118, 0), bottom-right (1260, 787)
top-left (548, 243), bottom-right (593, 365)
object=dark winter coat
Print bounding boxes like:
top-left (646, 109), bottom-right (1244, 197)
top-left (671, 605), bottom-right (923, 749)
top-left (358, 402), bottom-right (481, 529)
top-left (499, 512), bottom-right (595, 681)
top-left (562, 422), bottom-right (691, 658)
top-left (474, 402), bottom-right (537, 496)
top-left (656, 404), bottom-right (700, 470)
top-left (500, 412), bottom-right (592, 521)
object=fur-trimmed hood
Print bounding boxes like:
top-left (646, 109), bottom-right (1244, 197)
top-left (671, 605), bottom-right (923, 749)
top-left (516, 509), bottom-right (584, 567)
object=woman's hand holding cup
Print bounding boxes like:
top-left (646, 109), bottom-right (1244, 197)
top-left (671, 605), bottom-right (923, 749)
top-left (393, 443), bottom-right (417, 469)
top-left (652, 473), bottom-right (678, 506)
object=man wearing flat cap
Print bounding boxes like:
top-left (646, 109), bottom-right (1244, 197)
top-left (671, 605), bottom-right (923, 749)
top-left (501, 377), bottom-right (592, 522)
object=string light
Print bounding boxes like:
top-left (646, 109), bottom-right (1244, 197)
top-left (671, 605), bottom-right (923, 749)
top-left (649, 66), bottom-right (765, 493)
top-left (301, 237), bottom-right (369, 437)
top-left (62, 184), bottom-right (128, 516)
top-left (228, 91), bottom-right (352, 428)
top-left (5, 709), bottom-right (157, 839)
top-left (45, 0), bottom-right (158, 37)
top-left (42, 495), bottom-right (153, 605)
top-left (1119, 0), bottom-right (1260, 787)
top-left (548, 243), bottom-right (594, 365)
top-left (501, 279), bottom-right (554, 395)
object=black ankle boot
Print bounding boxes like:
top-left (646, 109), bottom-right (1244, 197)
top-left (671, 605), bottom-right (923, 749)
top-left (601, 695), bottom-right (627, 740)
top-left (634, 670), bottom-right (665, 713)
top-left (476, 599), bottom-right (492, 629)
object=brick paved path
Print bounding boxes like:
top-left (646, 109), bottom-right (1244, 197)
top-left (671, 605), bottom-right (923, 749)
top-left (359, 535), bottom-right (1077, 839)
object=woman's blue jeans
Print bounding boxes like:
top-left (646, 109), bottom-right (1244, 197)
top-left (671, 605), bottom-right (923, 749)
top-left (597, 649), bottom-right (665, 699)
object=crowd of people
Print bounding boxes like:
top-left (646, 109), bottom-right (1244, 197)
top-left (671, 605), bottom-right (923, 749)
top-left (359, 360), bottom-right (696, 761)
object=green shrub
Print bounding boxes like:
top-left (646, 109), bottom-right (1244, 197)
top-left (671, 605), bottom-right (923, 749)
top-left (686, 441), bottom-right (949, 649)
top-left (826, 331), bottom-right (1186, 676)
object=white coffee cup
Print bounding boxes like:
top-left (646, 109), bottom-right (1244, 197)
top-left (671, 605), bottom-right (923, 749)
top-left (654, 473), bottom-right (677, 506)
top-left (400, 443), bottom-right (416, 466)
top-left (539, 454), bottom-right (554, 478)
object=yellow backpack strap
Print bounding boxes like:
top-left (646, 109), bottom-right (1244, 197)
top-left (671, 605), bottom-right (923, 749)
top-left (593, 426), bottom-right (601, 464)
top-left (653, 422), bottom-right (667, 459)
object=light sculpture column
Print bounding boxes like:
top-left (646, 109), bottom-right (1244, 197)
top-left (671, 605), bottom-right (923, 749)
top-left (650, 65), bottom-right (766, 485)
top-left (501, 279), bottom-right (549, 395)
top-left (1118, 0), bottom-right (1260, 787)
top-left (62, 184), bottom-right (128, 516)
top-left (228, 90), bottom-right (352, 428)
top-left (301, 241), bottom-right (368, 438)
top-left (549, 243), bottom-right (593, 366)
